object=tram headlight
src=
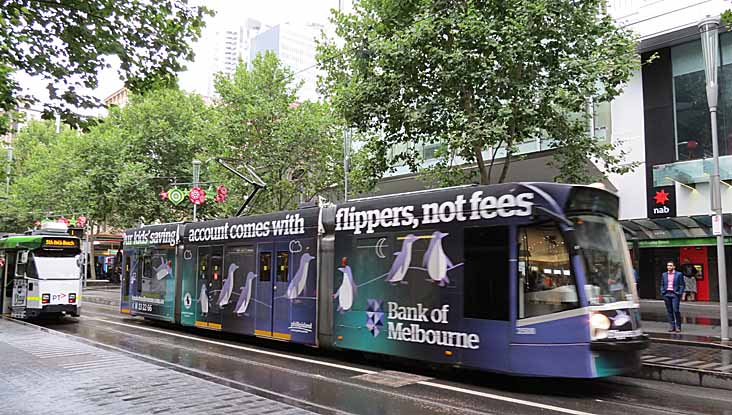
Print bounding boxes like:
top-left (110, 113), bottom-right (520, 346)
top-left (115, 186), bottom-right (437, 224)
top-left (590, 313), bottom-right (611, 340)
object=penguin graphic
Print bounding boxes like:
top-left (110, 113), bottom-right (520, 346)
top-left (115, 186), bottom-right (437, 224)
top-left (385, 234), bottom-right (418, 284)
top-left (286, 253), bottom-right (315, 300)
top-left (333, 265), bottom-right (357, 312)
top-left (423, 231), bottom-right (453, 287)
top-left (199, 283), bottom-right (209, 315)
top-left (154, 259), bottom-right (171, 280)
top-left (217, 263), bottom-right (239, 307)
top-left (234, 272), bottom-right (258, 315)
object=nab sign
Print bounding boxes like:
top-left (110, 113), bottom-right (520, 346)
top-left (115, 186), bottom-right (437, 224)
top-left (648, 186), bottom-right (676, 218)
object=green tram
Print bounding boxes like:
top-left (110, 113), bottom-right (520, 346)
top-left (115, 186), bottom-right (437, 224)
top-left (0, 222), bottom-right (82, 319)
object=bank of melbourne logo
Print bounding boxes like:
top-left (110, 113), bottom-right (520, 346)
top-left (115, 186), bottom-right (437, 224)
top-left (366, 299), bottom-right (384, 337)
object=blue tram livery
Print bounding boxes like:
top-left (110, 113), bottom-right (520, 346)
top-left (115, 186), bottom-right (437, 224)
top-left (120, 182), bottom-right (649, 378)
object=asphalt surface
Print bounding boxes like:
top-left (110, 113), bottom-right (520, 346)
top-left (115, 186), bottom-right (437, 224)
top-left (8, 300), bottom-right (732, 415)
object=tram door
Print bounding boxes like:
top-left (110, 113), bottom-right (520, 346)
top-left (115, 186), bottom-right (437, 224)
top-left (1, 251), bottom-right (15, 315)
top-left (0, 251), bottom-right (7, 314)
top-left (255, 242), bottom-right (291, 339)
top-left (120, 252), bottom-right (133, 313)
top-left (197, 246), bottom-right (224, 329)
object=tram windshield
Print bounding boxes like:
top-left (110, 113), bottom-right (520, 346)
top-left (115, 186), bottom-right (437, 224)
top-left (28, 251), bottom-right (81, 280)
top-left (572, 215), bottom-right (635, 305)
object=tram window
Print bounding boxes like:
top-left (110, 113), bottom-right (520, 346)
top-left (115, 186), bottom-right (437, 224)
top-left (464, 226), bottom-right (510, 320)
top-left (259, 252), bottom-right (272, 282)
top-left (517, 224), bottom-right (579, 319)
top-left (225, 246), bottom-right (255, 274)
top-left (276, 251), bottom-right (289, 282)
top-left (211, 246), bottom-right (223, 283)
top-left (198, 248), bottom-right (210, 280)
top-left (15, 251), bottom-right (27, 277)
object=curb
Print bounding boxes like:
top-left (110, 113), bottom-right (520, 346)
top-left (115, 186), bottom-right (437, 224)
top-left (632, 363), bottom-right (732, 391)
top-left (647, 336), bottom-right (732, 350)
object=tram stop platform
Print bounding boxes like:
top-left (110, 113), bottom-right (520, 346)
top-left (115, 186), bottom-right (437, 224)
top-left (78, 287), bottom-right (732, 390)
top-left (0, 317), bottom-right (315, 415)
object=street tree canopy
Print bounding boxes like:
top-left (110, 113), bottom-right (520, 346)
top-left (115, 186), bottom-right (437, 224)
top-left (0, 0), bottom-right (212, 130)
top-left (318, 0), bottom-right (640, 186)
top-left (213, 52), bottom-right (344, 214)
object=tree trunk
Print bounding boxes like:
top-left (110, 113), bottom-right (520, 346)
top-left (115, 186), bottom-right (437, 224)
top-left (474, 144), bottom-right (489, 185)
top-left (498, 151), bottom-right (512, 183)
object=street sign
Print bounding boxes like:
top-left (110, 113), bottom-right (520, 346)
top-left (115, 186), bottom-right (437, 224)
top-left (712, 214), bottom-right (723, 235)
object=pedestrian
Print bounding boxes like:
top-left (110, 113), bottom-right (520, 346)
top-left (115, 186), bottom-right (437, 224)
top-left (660, 260), bottom-right (685, 332)
top-left (681, 259), bottom-right (697, 301)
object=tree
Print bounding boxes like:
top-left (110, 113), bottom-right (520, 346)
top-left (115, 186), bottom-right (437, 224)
top-left (85, 88), bottom-right (218, 227)
top-left (0, 120), bottom-right (86, 230)
top-left (0, 0), bottom-right (212, 132)
top-left (318, 0), bottom-right (640, 186)
top-left (0, 88), bottom-right (217, 231)
top-left (213, 52), bottom-right (344, 214)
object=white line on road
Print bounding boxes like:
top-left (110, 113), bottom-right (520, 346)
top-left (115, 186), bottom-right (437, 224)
top-left (85, 316), bottom-right (600, 415)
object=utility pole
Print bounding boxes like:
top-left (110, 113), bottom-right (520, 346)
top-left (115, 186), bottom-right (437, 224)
top-left (192, 160), bottom-right (201, 221)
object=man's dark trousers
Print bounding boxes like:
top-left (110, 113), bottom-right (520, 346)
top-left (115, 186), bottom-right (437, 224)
top-left (663, 292), bottom-right (681, 330)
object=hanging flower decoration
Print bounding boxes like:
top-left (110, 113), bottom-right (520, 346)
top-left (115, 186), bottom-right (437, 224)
top-left (57, 216), bottom-right (70, 226)
top-left (34, 220), bottom-right (41, 228)
top-left (76, 216), bottom-right (87, 228)
top-left (159, 190), bottom-right (168, 201)
top-left (189, 187), bottom-right (206, 205)
top-left (215, 185), bottom-right (229, 203)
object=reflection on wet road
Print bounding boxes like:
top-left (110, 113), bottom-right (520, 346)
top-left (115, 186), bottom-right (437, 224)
top-left (34, 303), bottom-right (732, 415)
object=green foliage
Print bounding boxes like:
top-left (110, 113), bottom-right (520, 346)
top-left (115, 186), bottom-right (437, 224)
top-left (318, 0), bottom-right (640, 185)
top-left (213, 52), bottom-right (344, 213)
top-left (0, 0), bottom-right (212, 128)
top-left (0, 89), bottom-right (216, 230)
top-left (0, 54), bottom-right (345, 230)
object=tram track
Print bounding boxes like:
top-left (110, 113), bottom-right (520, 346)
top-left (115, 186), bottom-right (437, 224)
top-left (46, 315), bottom-right (533, 415)
top-left (28, 303), bottom-right (732, 415)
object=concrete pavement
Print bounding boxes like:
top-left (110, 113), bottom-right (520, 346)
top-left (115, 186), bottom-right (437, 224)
top-left (0, 317), bottom-right (316, 415)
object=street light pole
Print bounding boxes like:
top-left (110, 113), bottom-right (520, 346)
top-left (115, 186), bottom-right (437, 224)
top-left (699, 16), bottom-right (729, 341)
top-left (4, 145), bottom-right (11, 196)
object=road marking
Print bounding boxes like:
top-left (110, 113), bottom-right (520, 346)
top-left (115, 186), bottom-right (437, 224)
top-left (643, 357), bottom-right (672, 363)
top-left (697, 362), bottom-right (721, 369)
top-left (717, 364), bottom-right (732, 371)
top-left (641, 355), bottom-right (656, 360)
top-left (682, 361), bottom-right (706, 367)
top-left (663, 359), bottom-right (688, 365)
top-left (417, 380), bottom-right (598, 415)
top-left (85, 316), bottom-right (600, 415)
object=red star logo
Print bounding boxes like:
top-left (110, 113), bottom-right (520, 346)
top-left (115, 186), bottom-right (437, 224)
top-left (654, 189), bottom-right (670, 205)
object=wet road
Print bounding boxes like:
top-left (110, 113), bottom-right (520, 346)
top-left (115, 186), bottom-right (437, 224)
top-left (31, 303), bottom-right (732, 415)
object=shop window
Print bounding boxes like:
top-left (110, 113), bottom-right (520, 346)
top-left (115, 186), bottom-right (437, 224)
top-left (672, 33), bottom-right (732, 160)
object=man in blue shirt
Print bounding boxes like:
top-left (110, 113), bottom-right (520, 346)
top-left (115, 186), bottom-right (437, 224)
top-left (660, 261), bottom-right (686, 332)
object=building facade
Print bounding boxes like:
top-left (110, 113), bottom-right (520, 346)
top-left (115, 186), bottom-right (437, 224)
top-left (250, 23), bottom-right (322, 102)
top-left (604, 0), bottom-right (732, 300)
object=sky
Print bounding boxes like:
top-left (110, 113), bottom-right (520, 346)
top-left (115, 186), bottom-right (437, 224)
top-left (95, 0), bottom-right (348, 99)
top-left (16, 0), bottom-right (351, 117)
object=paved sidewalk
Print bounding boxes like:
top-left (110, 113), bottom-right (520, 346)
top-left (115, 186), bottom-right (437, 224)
top-left (0, 318), bottom-right (315, 415)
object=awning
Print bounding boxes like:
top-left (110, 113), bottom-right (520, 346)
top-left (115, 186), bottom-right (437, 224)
top-left (621, 214), bottom-right (732, 242)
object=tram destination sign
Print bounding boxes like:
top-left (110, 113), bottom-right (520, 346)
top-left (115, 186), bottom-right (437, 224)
top-left (41, 238), bottom-right (79, 249)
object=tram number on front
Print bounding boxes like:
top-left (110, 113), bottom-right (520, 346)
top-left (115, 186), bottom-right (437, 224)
top-left (133, 302), bottom-right (153, 312)
top-left (516, 327), bottom-right (536, 335)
